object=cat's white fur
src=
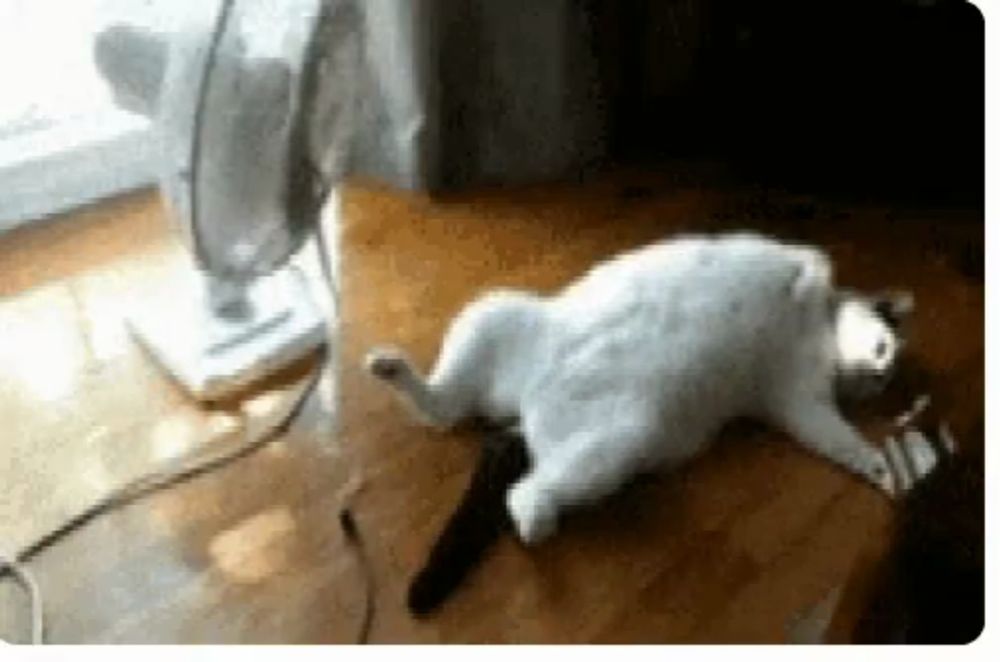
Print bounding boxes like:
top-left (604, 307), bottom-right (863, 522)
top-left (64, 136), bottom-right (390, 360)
top-left (365, 233), bottom-right (902, 544)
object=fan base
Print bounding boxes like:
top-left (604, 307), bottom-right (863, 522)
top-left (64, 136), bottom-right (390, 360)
top-left (127, 266), bottom-right (326, 401)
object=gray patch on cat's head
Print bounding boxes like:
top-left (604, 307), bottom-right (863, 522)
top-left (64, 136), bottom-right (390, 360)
top-left (832, 290), bottom-right (914, 399)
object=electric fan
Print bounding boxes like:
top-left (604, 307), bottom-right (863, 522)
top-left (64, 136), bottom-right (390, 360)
top-left (0, 7), bottom-right (362, 642)
top-left (94, 0), bottom-right (360, 399)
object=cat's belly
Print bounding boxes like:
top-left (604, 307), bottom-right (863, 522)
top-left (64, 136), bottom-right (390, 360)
top-left (518, 307), bottom-right (802, 461)
top-left (519, 381), bottom-right (723, 471)
top-left (513, 233), bottom-right (829, 462)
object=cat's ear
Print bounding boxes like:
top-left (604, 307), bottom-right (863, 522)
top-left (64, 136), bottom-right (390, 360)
top-left (873, 290), bottom-right (915, 329)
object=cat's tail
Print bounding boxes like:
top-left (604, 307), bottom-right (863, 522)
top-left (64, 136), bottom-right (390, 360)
top-left (407, 427), bottom-right (530, 616)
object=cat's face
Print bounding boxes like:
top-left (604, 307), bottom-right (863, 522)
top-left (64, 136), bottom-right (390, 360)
top-left (834, 292), bottom-right (913, 398)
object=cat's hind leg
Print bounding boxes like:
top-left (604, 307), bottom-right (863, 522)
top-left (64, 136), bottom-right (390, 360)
top-left (366, 290), bottom-right (540, 428)
top-left (364, 346), bottom-right (467, 428)
top-left (506, 428), bottom-right (649, 545)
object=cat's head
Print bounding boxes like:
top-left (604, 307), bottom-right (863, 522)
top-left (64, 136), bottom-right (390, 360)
top-left (833, 290), bottom-right (914, 399)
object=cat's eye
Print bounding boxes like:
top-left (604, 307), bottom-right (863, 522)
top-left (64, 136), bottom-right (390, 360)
top-left (875, 339), bottom-right (888, 358)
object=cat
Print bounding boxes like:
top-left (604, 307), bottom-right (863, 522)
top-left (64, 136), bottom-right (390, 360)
top-left (365, 232), bottom-right (912, 549)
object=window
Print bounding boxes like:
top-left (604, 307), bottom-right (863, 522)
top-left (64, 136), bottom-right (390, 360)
top-left (0, 0), bottom-right (173, 232)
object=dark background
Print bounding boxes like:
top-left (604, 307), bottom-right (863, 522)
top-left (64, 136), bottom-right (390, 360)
top-left (600, 0), bottom-right (983, 206)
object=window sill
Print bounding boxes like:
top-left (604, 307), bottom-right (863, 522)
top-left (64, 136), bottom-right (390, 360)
top-left (0, 110), bottom-right (158, 234)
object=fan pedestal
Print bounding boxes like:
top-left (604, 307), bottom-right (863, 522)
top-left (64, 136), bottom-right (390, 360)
top-left (127, 266), bottom-right (325, 401)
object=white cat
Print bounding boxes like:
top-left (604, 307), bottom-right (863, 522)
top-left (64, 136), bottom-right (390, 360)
top-left (365, 233), bottom-right (911, 545)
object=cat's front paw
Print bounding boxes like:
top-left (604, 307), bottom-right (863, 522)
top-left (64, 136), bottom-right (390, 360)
top-left (883, 420), bottom-right (955, 498)
top-left (506, 479), bottom-right (558, 546)
top-left (364, 347), bottom-right (409, 382)
top-left (864, 448), bottom-right (896, 498)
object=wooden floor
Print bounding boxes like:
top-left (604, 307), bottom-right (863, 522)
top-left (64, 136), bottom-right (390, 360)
top-left (0, 171), bottom-right (983, 643)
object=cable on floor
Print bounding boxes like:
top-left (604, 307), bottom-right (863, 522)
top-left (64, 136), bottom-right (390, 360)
top-left (1, 342), bottom-right (375, 645)
top-left (339, 507), bottom-right (375, 644)
top-left (0, 348), bottom-right (325, 643)
top-left (1, 186), bottom-right (367, 645)
top-left (0, 552), bottom-right (43, 645)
